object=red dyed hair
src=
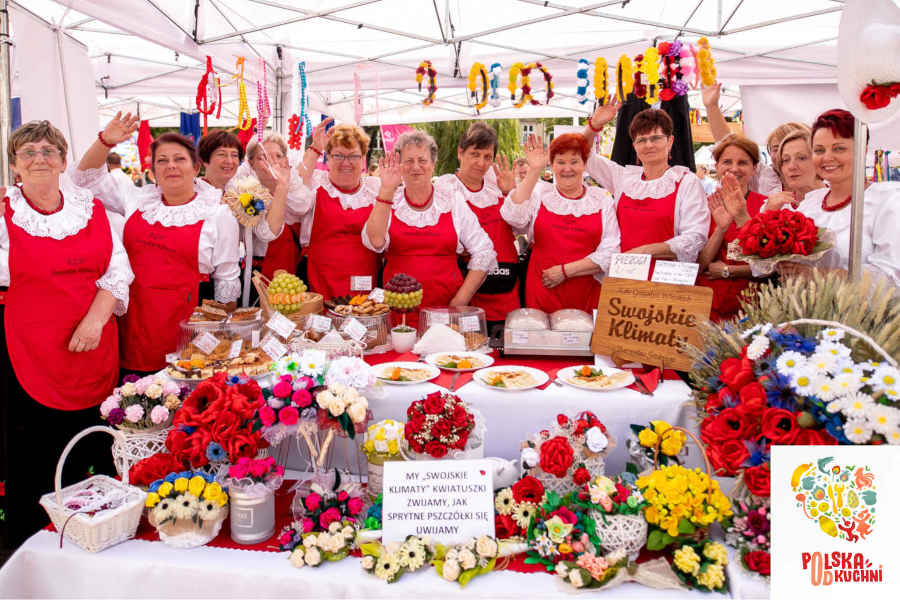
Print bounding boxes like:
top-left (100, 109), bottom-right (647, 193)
top-left (549, 133), bottom-right (590, 162)
top-left (811, 109), bottom-right (868, 144)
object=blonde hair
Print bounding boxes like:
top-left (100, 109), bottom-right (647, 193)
top-left (325, 124), bottom-right (370, 156)
top-left (713, 133), bottom-right (760, 166)
top-left (246, 133), bottom-right (288, 162)
top-left (766, 122), bottom-right (810, 174)
top-left (9, 120), bottom-right (68, 165)
top-left (778, 129), bottom-right (812, 162)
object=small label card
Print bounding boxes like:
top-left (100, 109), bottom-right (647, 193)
top-left (191, 332), bottom-right (219, 355)
top-left (266, 311), bottom-right (297, 339)
top-left (165, 353), bottom-right (179, 364)
top-left (369, 287), bottom-right (386, 303)
top-left (350, 276), bottom-right (373, 291)
top-left (341, 317), bottom-right (368, 341)
top-left (430, 312), bottom-right (451, 326)
top-left (259, 333), bottom-right (287, 361)
top-left (308, 314), bottom-right (332, 333)
top-left (382, 459), bottom-right (495, 544)
top-left (650, 261), bottom-right (700, 286)
top-left (561, 332), bottom-right (580, 346)
top-left (459, 315), bottom-right (481, 333)
top-left (608, 253), bottom-right (652, 281)
top-left (251, 329), bottom-right (260, 348)
top-left (227, 338), bottom-right (243, 359)
top-left (511, 330), bottom-right (529, 345)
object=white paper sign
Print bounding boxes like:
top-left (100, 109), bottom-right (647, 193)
top-left (459, 315), bottom-right (480, 333)
top-left (561, 332), bottom-right (580, 346)
top-left (227, 339), bottom-right (243, 359)
top-left (429, 312), bottom-right (450, 326)
top-left (251, 329), bottom-right (260, 348)
top-left (650, 261), bottom-right (700, 286)
top-left (165, 353), bottom-right (180, 364)
top-left (382, 459), bottom-right (495, 544)
top-left (259, 334), bottom-right (287, 360)
top-left (266, 311), bottom-right (297, 339)
top-left (341, 317), bottom-right (368, 341)
top-left (350, 276), bottom-right (373, 291)
top-left (191, 332), bottom-right (219, 355)
top-left (608, 253), bottom-right (652, 280)
top-left (308, 314), bottom-right (332, 333)
top-left (511, 330), bottom-right (529, 345)
top-left (369, 288), bottom-right (385, 303)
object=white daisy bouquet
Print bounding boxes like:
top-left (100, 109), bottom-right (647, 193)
top-left (280, 519), bottom-right (358, 568)
top-left (145, 470), bottom-right (229, 548)
top-left (359, 535), bottom-right (434, 583)
top-left (433, 536), bottom-right (501, 587)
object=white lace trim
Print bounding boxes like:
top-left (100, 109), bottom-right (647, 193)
top-left (8, 185), bottom-right (93, 240)
top-left (96, 276), bottom-right (130, 315)
top-left (136, 182), bottom-right (223, 227)
top-left (436, 173), bottom-right (503, 209)
top-left (391, 184), bottom-right (457, 228)
top-left (214, 277), bottom-right (241, 303)
top-left (313, 170), bottom-right (378, 210)
top-left (618, 165), bottom-right (691, 200)
top-left (541, 184), bottom-right (612, 217)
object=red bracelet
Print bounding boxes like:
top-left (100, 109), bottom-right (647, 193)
top-left (376, 197), bottom-right (393, 205)
top-left (587, 119), bottom-right (602, 133)
top-left (97, 131), bottom-right (115, 148)
top-left (560, 263), bottom-right (568, 279)
top-left (307, 146), bottom-right (322, 156)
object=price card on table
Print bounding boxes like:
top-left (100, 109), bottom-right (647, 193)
top-left (459, 315), bottom-right (480, 333)
top-left (165, 353), bottom-right (179, 364)
top-left (341, 317), bottom-right (368, 341)
top-left (227, 339), bottom-right (243, 359)
top-left (308, 314), bottom-right (332, 333)
top-left (251, 329), bottom-right (260, 348)
top-left (561, 332), bottom-right (580, 345)
top-left (191, 332), bottom-right (219, 355)
top-left (265, 311), bottom-right (297, 339)
top-left (382, 459), bottom-right (495, 544)
top-left (430, 312), bottom-right (450, 326)
top-left (369, 287), bottom-right (385, 303)
top-left (259, 334), bottom-right (287, 361)
top-left (608, 253), bottom-right (651, 280)
top-left (511, 330), bottom-right (529, 345)
top-left (350, 276), bottom-right (373, 292)
top-left (650, 261), bottom-right (700, 286)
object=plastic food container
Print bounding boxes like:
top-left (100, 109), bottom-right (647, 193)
top-left (326, 309), bottom-right (391, 355)
top-left (418, 306), bottom-right (489, 352)
top-left (503, 309), bottom-right (593, 357)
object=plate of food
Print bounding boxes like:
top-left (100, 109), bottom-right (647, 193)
top-left (556, 365), bottom-right (635, 391)
top-left (424, 351), bottom-right (495, 372)
top-left (473, 365), bottom-right (549, 391)
top-left (376, 361), bottom-right (440, 385)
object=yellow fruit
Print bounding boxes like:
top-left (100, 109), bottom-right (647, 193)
top-left (848, 490), bottom-right (859, 508)
top-left (819, 516), bottom-right (838, 537)
top-left (791, 463), bottom-right (812, 489)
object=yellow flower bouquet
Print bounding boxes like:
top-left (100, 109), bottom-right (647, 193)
top-left (627, 420), bottom-right (687, 471)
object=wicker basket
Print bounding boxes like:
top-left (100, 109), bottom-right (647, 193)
top-left (327, 308), bottom-right (391, 355)
top-left (591, 513), bottom-right (648, 561)
top-left (111, 423), bottom-right (172, 480)
top-left (39, 426), bottom-right (146, 552)
top-left (252, 270), bottom-right (323, 326)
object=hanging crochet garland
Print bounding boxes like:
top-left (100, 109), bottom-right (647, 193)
top-left (642, 46), bottom-right (661, 104)
top-left (288, 114), bottom-right (302, 150)
top-left (289, 61), bottom-right (313, 151)
top-left (234, 57), bottom-right (253, 131)
top-left (509, 62), bottom-right (554, 108)
top-left (594, 57), bottom-right (609, 106)
top-left (488, 62), bottom-right (503, 107)
top-left (415, 60), bottom-right (438, 105)
top-left (195, 56), bottom-right (222, 136)
top-left (467, 62), bottom-right (489, 113)
top-left (657, 40), bottom-right (691, 102)
top-left (697, 37), bottom-right (717, 86)
top-left (256, 59), bottom-right (271, 142)
top-left (575, 59), bottom-right (590, 104)
top-left (615, 54), bottom-right (634, 103)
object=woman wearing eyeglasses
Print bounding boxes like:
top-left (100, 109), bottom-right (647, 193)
top-left (583, 102), bottom-right (709, 272)
top-left (297, 121), bottom-right (381, 300)
top-left (73, 113), bottom-right (241, 374)
top-left (0, 120), bottom-right (133, 546)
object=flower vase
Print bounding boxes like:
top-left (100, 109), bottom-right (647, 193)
top-left (365, 455), bottom-right (404, 499)
top-left (229, 487), bottom-right (276, 545)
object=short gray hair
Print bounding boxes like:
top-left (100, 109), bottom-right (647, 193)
top-left (395, 130), bottom-right (438, 163)
top-left (246, 133), bottom-right (288, 162)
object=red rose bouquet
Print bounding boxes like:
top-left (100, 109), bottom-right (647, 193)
top-left (727, 209), bottom-right (832, 276)
top-left (493, 476), bottom-right (547, 539)
top-left (403, 391), bottom-right (477, 459)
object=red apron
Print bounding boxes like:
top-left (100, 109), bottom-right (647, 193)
top-left (384, 208), bottom-right (461, 329)
top-left (121, 209), bottom-right (206, 371)
top-left (526, 201), bottom-right (605, 313)
top-left (696, 191), bottom-right (767, 321)
top-left (307, 185), bottom-right (378, 299)
top-left (258, 223), bottom-right (302, 281)
top-left (467, 200), bottom-right (521, 321)
top-left (617, 176), bottom-right (680, 277)
top-left (4, 197), bottom-right (119, 409)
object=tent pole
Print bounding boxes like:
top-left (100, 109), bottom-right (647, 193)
top-left (848, 118), bottom-right (866, 282)
top-left (55, 28), bottom-right (76, 163)
top-left (0, 0), bottom-right (11, 185)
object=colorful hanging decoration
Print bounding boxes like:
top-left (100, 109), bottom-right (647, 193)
top-left (467, 62), bottom-right (489, 113)
top-left (575, 59), bottom-right (590, 104)
top-left (234, 57), bottom-right (252, 131)
top-left (415, 60), bottom-right (437, 105)
top-left (632, 54), bottom-right (646, 101)
top-left (873, 150), bottom-right (892, 182)
top-left (195, 56), bottom-right (222, 136)
top-left (509, 62), bottom-right (553, 108)
top-left (658, 40), bottom-right (691, 101)
top-left (294, 61), bottom-right (313, 148)
top-left (532, 63), bottom-right (554, 105)
top-left (288, 114), bottom-right (303, 150)
top-left (256, 59), bottom-right (271, 142)
top-left (488, 62), bottom-right (503, 107)
top-left (697, 37), bottom-right (717, 86)
top-left (642, 46), bottom-right (661, 104)
top-left (615, 54), bottom-right (634, 103)
top-left (594, 57), bottom-right (609, 106)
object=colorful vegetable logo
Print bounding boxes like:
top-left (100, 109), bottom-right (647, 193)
top-left (790, 458), bottom-right (876, 543)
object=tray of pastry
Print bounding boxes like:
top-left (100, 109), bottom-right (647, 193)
top-left (502, 308), bottom-right (594, 357)
top-left (166, 332), bottom-right (274, 382)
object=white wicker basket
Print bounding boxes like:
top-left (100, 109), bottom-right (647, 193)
top-left (39, 426), bottom-right (147, 553)
top-left (111, 425), bottom-right (172, 479)
top-left (591, 512), bottom-right (648, 561)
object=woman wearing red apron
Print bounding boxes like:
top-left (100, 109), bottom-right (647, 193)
top-left (297, 121), bottom-right (380, 300)
top-left (363, 130), bottom-right (497, 329)
top-left (583, 105), bottom-right (709, 271)
top-left (696, 134), bottom-right (769, 321)
top-left (435, 122), bottom-right (520, 326)
top-left (503, 133), bottom-right (620, 313)
top-left (75, 117), bottom-right (242, 374)
top-left (1, 120), bottom-right (133, 548)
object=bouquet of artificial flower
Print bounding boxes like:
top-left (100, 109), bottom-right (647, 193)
top-left (222, 176), bottom-right (271, 226)
top-left (362, 419), bottom-right (404, 462)
top-left (253, 373), bottom-right (316, 444)
top-left (524, 487), bottom-right (607, 571)
top-left (279, 519), bottom-right (358, 568)
top-left (671, 541), bottom-right (730, 592)
top-left (404, 391), bottom-right (476, 458)
top-left (100, 374), bottom-right (184, 430)
top-left (315, 383), bottom-right (369, 439)
top-left (432, 536), bottom-right (501, 587)
top-left (360, 535), bottom-right (434, 582)
top-left (626, 420), bottom-right (686, 471)
top-left (146, 470), bottom-right (229, 548)
top-left (224, 456), bottom-right (284, 497)
top-left (723, 496), bottom-right (770, 578)
top-left (291, 476), bottom-right (365, 533)
top-left (493, 476), bottom-right (546, 540)
top-left (554, 549), bottom-right (628, 590)
top-left (727, 209), bottom-right (833, 276)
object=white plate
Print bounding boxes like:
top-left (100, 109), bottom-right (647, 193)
top-left (556, 365), bottom-right (635, 391)
top-left (424, 351), bottom-right (495, 372)
top-left (473, 365), bottom-right (550, 391)
top-left (376, 361), bottom-right (440, 385)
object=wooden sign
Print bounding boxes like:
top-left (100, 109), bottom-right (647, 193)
top-left (590, 278), bottom-right (712, 371)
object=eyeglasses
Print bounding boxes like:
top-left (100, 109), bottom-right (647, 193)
top-left (330, 153), bottom-right (362, 163)
top-left (633, 134), bottom-right (668, 146)
top-left (16, 147), bottom-right (63, 162)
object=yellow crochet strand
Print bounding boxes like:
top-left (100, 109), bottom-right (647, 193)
top-left (508, 62), bottom-right (532, 108)
top-left (234, 57), bottom-right (252, 131)
top-left (642, 46), bottom-right (661, 104)
top-left (616, 54), bottom-right (634, 103)
top-left (594, 57), bottom-right (608, 105)
top-left (697, 37), bottom-right (717, 86)
top-left (467, 62), bottom-right (489, 112)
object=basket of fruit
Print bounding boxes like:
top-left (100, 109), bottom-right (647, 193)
top-left (253, 270), bottom-right (323, 326)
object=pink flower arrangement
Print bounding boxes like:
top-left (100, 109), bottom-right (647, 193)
top-left (227, 456), bottom-right (284, 484)
top-left (295, 484), bottom-right (365, 533)
top-left (254, 374), bottom-right (317, 436)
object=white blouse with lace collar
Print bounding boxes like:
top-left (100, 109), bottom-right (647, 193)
top-left (500, 181), bottom-right (620, 281)
top-left (360, 183), bottom-right (498, 273)
top-left (585, 153), bottom-right (710, 262)
top-left (0, 184), bottom-right (134, 314)
top-left (298, 171), bottom-right (380, 246)
top-left (435, 168), bottom-right (505, 209)
top-left (70, 166), bottom-right (241, 303)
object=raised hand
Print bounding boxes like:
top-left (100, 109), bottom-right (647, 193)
top-left (492, 153), bottom-right (516, 194)
top-left (311, 117), bottom-right (334, 152)
top-left (588, 96), bottom-right (622, 130)
top-left (523, 134), bottom-right (548, 171)
top-left (720, 173), bottom-right (747, 215)
top-left (701, 82), bottom-right (721, 107)
top-left (101, 111), bottom-right (139, 145)
top-left (708, 190), bottom-right (732, 230)
top-left (378, 152), bottom-right (402, 191)
top-left (764, 190), bottom-right (798, 212)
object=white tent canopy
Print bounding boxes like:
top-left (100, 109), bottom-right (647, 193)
top-left (10, 0), bottom-right (900, 150)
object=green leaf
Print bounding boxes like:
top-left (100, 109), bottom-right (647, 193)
top-left (333, 468), bottom-right (342, 492)
top-left (359, 542), bottom-right (382, 558)
top-left (677, 517), bottom-right (695, 535)
top-left (523, 556), bottom-right (542, 565)
top-left (646, 528), bottom-right (676, 551)
top-left (629, 424), bottom-right (645, 436)
top-left (433, 559), bottom-right (444, 578)
top-left (338, 413), bottom-right (355, 439)
top-left (626, 462), bottom-right (639, 475)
